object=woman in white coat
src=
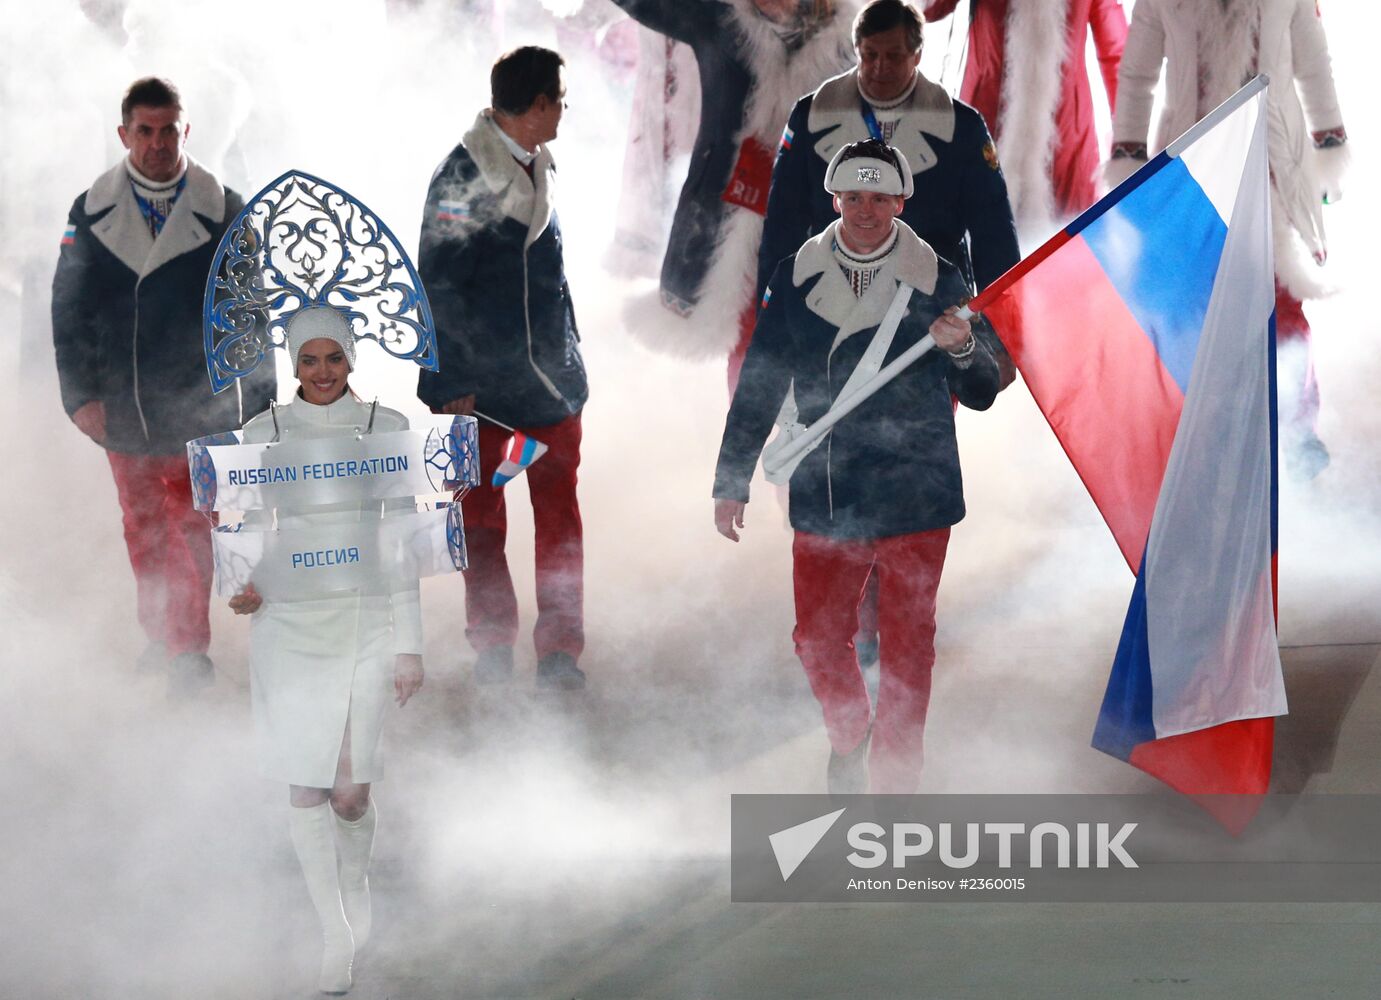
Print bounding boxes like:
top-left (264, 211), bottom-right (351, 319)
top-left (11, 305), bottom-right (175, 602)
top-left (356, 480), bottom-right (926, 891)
top-left (230, 307), bottom-right (425, 994)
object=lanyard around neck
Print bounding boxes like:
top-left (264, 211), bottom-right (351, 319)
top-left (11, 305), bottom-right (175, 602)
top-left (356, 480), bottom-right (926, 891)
top-left (130, 174), bottom-right (187, 235)
top-left (859, 93), bottom-right (884, 142)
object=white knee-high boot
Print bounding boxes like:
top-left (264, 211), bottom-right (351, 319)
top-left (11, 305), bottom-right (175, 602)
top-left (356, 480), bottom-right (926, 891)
top-left (289, 803), bottom-right (354, 994)
top-left (333, 799), bottom-right (375, 950)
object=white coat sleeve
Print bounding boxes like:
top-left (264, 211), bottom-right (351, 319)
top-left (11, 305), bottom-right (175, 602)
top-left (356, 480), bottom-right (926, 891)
top-left (238, 411), bottom-right (276, 552)
top-left (388, 584), bottom-right (424, 657)
top-left (1111, 0), bottom-right (1165, 147)
top-left (1290, 0), bottom-right (1344, 133)
top-left (381, 413), bottom-right (424, 657)
top-left (1291, 0), bottom-right (1349, 202)
top-left (382, 495), bottom-right (424, 654)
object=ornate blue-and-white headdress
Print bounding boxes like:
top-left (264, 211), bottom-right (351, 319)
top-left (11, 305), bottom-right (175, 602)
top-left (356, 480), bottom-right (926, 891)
top-left (203, 170), bottom-right (439, 393)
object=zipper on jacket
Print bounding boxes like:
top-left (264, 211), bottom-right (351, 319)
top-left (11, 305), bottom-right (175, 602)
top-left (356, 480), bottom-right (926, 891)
top-left (825, 433), bottom-right (834, 520)
top-left (825, 351), bottom-right (835, 520)
top-left (524, 241), bottom-right (564, 401)
top-left (131, 276), bottom-right (151, 442)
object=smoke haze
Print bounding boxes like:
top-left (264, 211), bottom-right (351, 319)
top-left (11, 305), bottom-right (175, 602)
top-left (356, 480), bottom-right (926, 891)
top-left (2, 0), bottom-right (1378, 995)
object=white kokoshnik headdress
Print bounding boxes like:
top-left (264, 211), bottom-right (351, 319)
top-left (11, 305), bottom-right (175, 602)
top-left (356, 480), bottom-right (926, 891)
top-left (192, 171), bottom-right (478, 603)
top-left (824, 144), bottom-right (914, 198)
top-left (203, 170), bottom-right (439, 392)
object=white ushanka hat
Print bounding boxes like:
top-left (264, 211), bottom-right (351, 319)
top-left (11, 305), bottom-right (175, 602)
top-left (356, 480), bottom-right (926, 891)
top-left (286, 306), bottom-right (357, 371)
top-left (824, 142), bottom-right (914, 198)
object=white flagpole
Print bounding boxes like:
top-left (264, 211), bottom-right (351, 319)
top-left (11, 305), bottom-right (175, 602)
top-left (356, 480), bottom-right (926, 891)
top-left (1165, 75), bottom-right (1269, 159)
top-left (472, 409), bottom-right (518, 434)
top-left (760, 306), bottom-right (973, 482)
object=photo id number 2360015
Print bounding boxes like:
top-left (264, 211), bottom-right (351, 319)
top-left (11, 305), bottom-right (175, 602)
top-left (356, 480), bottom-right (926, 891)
top-left (959, 878), bottom-right (1026, 891)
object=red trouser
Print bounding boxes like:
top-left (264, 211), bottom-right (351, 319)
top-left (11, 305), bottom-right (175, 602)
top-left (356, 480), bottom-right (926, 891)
top-left (463, 412), bottom-right (585, 660)
top-left (106, 451), bottom-right (214, 656)
top-left (1275, 279), bottom-right (1319, 433)
top-left (792, 528), bottom-right (950, 794)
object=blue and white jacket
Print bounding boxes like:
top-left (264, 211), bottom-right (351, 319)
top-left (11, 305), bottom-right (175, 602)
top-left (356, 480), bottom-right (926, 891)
top-left (417, 111), bottom-right (587, 429)
top-left (757, 67), bottom-right (1021, 303)
top-left (51, 157), bottom-right (273, 455)
top-left (717, 221), bottom-right (1000, 541)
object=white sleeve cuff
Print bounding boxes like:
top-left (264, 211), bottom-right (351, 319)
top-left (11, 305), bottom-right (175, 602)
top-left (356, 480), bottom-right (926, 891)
top-left (390, 587), bottom-right (423, 655)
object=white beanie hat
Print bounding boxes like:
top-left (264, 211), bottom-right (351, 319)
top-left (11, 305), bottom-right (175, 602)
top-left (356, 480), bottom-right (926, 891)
top-left (286, 306), bottom-right (357, 371)
top-left (824, 141), bottom-right (914, 198)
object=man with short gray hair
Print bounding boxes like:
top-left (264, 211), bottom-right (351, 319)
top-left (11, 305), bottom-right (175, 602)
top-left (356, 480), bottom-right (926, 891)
top-left (757, 0), bottom-right (1019, 302)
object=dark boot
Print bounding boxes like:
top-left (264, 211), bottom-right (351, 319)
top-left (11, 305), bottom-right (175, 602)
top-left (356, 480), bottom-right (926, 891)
top-left (827, 727), bottom-right (871, 795)
top-left (1285, 431), bottom-right (1330, 482)
top-left (536, 651), bottom-right (586, 691)
top-left (167, 652), bottom-right (214, 699)
top-left (473, 645), bottom-right (514, 685)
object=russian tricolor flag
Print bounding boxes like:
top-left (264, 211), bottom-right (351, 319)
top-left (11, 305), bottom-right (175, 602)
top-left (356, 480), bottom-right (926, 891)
top-left (491, 430), bottom-right (549, 488)
top-left (975, 79), bottom-right (1285, 823)
top-left (437, 199), bottom-right (472, 223)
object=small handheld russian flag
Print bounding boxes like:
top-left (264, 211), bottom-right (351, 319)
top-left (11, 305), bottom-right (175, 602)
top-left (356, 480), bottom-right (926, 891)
top-left (491, 431), bottom-right (549, 488)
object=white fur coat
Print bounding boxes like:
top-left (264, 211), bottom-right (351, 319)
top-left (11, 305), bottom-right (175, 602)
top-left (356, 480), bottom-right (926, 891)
top-left (1109, 0), bottom-right (1348, 299)
top-left (992, 0), bottom-right (1070, 242)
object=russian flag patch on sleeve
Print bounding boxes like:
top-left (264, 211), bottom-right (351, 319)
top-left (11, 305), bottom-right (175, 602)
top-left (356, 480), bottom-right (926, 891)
top-left (437, 200), bottom-right (471, 223)
top-left (779, 125), bottom-right (794, 152)
top-left (61, 225), bottom-right (76, 247)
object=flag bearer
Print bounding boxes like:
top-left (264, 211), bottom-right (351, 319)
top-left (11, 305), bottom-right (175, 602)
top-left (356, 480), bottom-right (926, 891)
top-left (713, 138), bottom-right (1000, 793)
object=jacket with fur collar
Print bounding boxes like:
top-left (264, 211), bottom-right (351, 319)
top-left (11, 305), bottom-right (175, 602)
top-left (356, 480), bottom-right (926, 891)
top-left (757, 66), bottom-right (1020, 305)
top-left (417, 112), bottom-right (587, 428)
top-left (51, 156), bottom-right (273, 454)
top-left (716, 221), bottom-right (1000, 540)
top-left (927, 0), bottom-right (1127, 240)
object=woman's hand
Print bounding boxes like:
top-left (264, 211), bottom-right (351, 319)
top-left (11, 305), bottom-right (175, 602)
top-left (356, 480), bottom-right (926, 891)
top-left (229, 583), bottom-right (263, 615)
top-left (394, 653), bottom-right (424, 707)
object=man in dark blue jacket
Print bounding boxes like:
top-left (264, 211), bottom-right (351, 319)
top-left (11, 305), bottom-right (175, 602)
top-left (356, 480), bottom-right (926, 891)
top-left (714, 139), bottom-right (999, 794)
top-left (418, 46), bottom-right (589, 690)
top-left (52, 77), bottom-right (272, 694)
top-left (756, 0), bottom-right (1019, 305)
top-left (754, 0), bottom-right (1020, 678)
